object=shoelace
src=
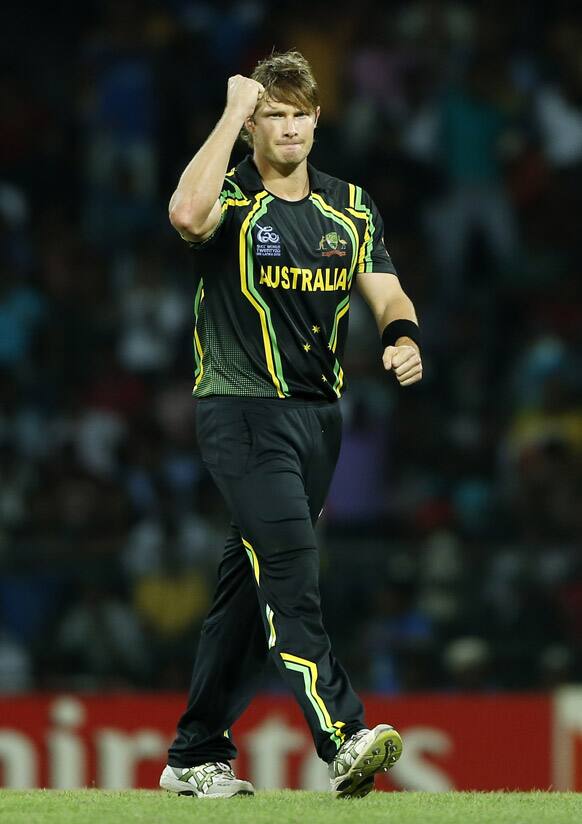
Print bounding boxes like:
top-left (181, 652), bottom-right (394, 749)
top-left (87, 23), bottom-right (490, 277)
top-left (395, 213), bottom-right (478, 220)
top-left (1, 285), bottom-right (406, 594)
top-left (216, 761), bottom-right (234, 778)
top-left (205, 762), bottom-right (235, 780)
top-left (332, 729), bottom-right (369, 775)
top-left (341, 730), bottom-right (368, 760)
top-left (182, 762), bottom-right (236, 792)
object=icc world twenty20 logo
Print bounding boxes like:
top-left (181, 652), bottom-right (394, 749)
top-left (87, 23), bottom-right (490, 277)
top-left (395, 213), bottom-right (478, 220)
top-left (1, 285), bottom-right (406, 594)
top-left (255, 224), bottom-right (281, 257)
top-left (257, 225), bottom-right (280, 243)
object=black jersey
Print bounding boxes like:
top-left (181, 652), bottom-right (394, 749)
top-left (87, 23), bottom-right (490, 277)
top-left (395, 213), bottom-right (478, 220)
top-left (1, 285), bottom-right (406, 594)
top-left (188, 156), bottom-right (397, 401)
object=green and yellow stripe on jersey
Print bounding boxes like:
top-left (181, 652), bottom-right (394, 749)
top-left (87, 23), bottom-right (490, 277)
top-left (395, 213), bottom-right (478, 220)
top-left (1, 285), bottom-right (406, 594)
top-left (309, 191), bottom-right (361, 399)
top-left (310, 192), bottom-right (359, 285)
top-left (347, 184), bottom-right (375, 272)
top-left (220, 175), bottom-right (251, 212)
top-left (239, 192), bottom-right (289, 398)
top-left (193, 279), bottom-right (205, 391)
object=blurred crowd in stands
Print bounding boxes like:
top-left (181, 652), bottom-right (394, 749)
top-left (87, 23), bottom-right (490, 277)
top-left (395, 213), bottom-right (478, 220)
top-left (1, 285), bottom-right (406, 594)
top-left (1, 0), bottom-right (582, 695)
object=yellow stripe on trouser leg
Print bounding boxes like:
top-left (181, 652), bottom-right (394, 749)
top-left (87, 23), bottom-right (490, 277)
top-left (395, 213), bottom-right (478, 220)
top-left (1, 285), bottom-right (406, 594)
top-left (266, 604), bottom-right (276, 649)
top-left (280, 652), bottom-right (346, 748)
top-left (242, 537), bottom-right (260, 585)
top-left (241, 538), bottom-right (277, 649)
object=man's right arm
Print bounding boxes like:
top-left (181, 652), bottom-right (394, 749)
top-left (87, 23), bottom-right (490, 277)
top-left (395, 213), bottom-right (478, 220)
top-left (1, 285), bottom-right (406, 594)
top-left (169, 75), bottom-right (264, 243)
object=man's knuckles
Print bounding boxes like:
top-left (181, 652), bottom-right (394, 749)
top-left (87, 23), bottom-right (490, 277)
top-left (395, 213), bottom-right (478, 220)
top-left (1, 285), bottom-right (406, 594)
top-left (383, 345), bottom-right (422, 376)
top-left (393, 355), bottom-right (413, 370)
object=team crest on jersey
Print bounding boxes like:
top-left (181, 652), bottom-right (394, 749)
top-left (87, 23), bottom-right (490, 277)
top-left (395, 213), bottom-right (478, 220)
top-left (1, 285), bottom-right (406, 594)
top-left (255, 224), bottom-right (281, 257)
top-left (318, 231), bottom-right (347, 257)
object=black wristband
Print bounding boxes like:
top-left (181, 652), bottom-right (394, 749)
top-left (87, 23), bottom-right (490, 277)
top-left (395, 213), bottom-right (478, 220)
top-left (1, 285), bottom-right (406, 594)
top-left (381, 319), bottom-right (421, 351)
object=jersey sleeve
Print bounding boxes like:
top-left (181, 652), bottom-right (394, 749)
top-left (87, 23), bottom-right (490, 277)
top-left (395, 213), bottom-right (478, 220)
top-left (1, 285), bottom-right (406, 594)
top-left (187, 175), bottom-right (249, 250)
top-left (356, 189), bottom-right (398, 275)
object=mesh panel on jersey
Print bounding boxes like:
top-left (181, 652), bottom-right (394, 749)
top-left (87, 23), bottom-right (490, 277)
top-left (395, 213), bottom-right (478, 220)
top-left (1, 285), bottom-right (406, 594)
top-left (195, 303), bottom-right (278, 397)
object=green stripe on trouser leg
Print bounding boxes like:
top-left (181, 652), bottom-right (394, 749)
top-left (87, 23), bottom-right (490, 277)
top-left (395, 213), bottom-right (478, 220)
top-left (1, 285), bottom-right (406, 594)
top-left (281, 653), bottom-right (345, 749)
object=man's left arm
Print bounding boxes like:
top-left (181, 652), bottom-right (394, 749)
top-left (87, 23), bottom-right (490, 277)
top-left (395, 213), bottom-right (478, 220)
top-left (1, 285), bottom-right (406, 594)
top-left (356, 271), bottom-right (423, 387)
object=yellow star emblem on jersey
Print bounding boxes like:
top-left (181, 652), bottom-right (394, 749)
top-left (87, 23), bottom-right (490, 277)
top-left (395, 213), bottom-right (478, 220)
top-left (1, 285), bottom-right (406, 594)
top-left (312, 325), bottom-right (320, 333)
top-left (321, 375), bottom-right (327, 382)
top-left (303, 343), bottom-right (311, 352)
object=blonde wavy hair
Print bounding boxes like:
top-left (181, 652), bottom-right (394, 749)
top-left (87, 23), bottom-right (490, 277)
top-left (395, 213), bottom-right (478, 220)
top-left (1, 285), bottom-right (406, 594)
top-left (241, 50), bottom-right (319, 147)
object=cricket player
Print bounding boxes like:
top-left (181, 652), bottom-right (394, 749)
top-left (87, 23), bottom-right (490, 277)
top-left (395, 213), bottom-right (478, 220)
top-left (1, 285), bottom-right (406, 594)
top-left (160, 50), bottom-right (421, 799)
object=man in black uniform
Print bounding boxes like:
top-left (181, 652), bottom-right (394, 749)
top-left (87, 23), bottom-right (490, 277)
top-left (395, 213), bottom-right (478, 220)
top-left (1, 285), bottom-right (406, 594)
top-left (159, 51), bottom-right (422, 799)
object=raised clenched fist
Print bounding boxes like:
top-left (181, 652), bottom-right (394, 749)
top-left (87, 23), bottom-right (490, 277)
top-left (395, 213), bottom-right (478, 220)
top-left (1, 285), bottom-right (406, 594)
top-left (383, 344), bottom-right (423, 387)
top-left (225, 75), bottom-right (265, 121)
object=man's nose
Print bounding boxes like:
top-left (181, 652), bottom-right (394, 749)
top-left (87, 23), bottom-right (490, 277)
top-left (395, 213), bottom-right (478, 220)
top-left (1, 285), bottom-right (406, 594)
top-left (283, 116), bottom-right (298, 136)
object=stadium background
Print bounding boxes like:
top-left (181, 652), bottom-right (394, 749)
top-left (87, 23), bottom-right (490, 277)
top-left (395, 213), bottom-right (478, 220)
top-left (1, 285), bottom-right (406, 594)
top-left (1, 0), bottom-right (582, 790)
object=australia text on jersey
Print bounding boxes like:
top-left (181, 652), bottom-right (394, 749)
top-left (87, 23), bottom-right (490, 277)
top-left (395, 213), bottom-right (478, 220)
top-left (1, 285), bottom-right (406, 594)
top-left (259, 265), bottom-right (349, 292)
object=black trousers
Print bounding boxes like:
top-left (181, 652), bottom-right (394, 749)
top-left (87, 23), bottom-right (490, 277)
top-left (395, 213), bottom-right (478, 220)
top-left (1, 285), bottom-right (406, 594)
top-left (168, 397), bottom-right (365, 767)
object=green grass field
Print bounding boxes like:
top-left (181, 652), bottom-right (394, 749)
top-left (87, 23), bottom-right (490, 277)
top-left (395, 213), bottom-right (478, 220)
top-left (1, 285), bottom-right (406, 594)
top-left (1, 790), bottom-right (581, 824)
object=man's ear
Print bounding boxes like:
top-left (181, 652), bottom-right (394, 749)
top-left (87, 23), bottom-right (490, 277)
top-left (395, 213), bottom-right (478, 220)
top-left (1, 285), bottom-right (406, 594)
top-left (245, 116), bottom-right (256, 135)
top-left (314, 106), bottom-right (321, 128)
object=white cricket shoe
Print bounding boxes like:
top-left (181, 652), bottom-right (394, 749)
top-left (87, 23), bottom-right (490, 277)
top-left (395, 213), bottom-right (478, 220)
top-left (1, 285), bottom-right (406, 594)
top-left (329, 724), bottom-right (403, 798)
top-left (159, 762), bottom-right (255, 798)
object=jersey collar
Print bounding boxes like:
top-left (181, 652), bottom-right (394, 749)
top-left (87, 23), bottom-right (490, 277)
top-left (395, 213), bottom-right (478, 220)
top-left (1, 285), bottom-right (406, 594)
top-left (236, 155), bottom-right (329, 194)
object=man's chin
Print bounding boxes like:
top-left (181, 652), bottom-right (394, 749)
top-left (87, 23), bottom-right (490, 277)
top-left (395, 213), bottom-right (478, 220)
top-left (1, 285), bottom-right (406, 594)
top-left (274, 147), bottom-right (308, 167)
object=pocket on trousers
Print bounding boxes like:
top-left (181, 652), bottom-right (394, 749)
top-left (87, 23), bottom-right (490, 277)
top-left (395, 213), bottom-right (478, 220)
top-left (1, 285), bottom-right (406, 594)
top-left (196, 403), bottom-right (219, 466)
top-left (196, 404), bottom-right (254, 478)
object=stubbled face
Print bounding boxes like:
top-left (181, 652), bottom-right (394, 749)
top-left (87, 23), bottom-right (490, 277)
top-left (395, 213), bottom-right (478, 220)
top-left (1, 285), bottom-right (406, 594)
top-left (247, 97), bottom-right (320, 169)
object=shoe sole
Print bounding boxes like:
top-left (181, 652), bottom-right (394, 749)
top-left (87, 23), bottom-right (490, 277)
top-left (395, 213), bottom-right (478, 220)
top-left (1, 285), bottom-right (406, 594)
top-left (161, 783), bottom-right (254, 798)
top-left (345, 777), bottom-right (374, 798)
top-left (335, 726), bottom-right (403, 799)
top-left (170, 789), bottom-right (254, 798)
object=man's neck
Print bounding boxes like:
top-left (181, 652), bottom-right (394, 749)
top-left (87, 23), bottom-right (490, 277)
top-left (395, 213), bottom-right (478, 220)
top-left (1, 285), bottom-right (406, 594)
top-left (253, 153), bottom-right (310, 202)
